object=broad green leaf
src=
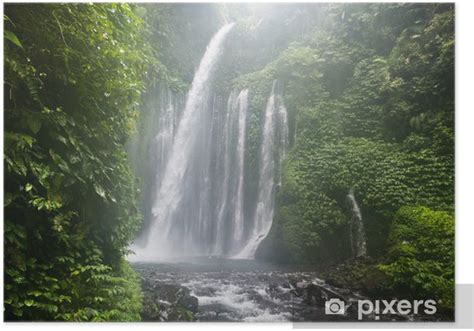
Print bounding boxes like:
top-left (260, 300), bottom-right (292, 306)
top-left (24, 299), bottom-right (34, 307)
top-left (27, 116), bottom-right (42, 134)
top-left (5, 30), bottom-right (23, 48)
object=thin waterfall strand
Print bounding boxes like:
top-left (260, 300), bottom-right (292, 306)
top-left (235, 81), bottom-right (288, 259)
top-left (347, 189), bottom-right (367, 258)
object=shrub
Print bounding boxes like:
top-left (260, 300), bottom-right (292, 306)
top-left (378, 206), bottom-right (454, 311)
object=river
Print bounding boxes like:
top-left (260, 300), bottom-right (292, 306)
top-left (133, 257), bottom-right (374, 322)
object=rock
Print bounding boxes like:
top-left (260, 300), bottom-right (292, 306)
top-left (197, 304), bottom-right (235, 322)
top-left (178, 293), bottom-right (198, 313)
top-left (266, 282), bottom-right (280, 295)
top-left (281, 282), bottom-right (291, 289)
top-left (302, 284), bottom-right (327, 306)
top-left (139, 279), bottom-right (198, 321)
top-left (288, 275), bottom-right (300, 288)
top-left (290, 281), bottom-right (348, 308)
top-left (296, 281), bottom-right (306, 288)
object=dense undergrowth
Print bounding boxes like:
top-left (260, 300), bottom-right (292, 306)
top-left (4, 4), bottom-right (151, 320)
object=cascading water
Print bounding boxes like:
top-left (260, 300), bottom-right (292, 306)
top-left (347, 189), bottom-right (367, 258)
top-left (131, 25), bottom-right (288, 261)
top-left (127, 86), bottom-right (184, 246)
top-left (235, 80), bottom-right (289, 259)
top-left (153, 89), bottom-right (183, 189)
top-left (131, 23), bottom-right (235, 260)
top-left (213, 89), bottom-right (249, 254)
top-left (231, 90), bottom-right (249, 248)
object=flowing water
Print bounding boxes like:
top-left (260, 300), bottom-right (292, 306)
top-left (133, 258), bottom-right (442, 322)
top-left (133, 258), bottom-right (368, 322)
top-left (347, 189), bottom-right (367, 258)
top-left (235, 80), bottom-right (288, 258)
top-left (130, 24), bottom-right (289, 260)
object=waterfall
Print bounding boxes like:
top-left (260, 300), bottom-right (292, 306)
top-left (213, 91), bottom-right (237, 254)
top-left (347, 189), bottom-right (367, 258)
top-left (127, 86), bottom-right (184, 247)
top-left (154, 88), bottom-right (182, 189)
top-left (235, 80), bottom-right (289, 259)
top-left (131, 23), bottom-right (235, 260)
top-left (213, 89), bottom-right (249, 254)
top-left (232, 90), bottom-right (249, 248)
top-left (130, 25), bottom-right (289, 261)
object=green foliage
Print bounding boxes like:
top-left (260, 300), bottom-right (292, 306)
top-left (5, 30), bottom-right (23, 48)
top-left (243, 4), bottom-right (454, 266)
top-left (246, 7), bottom-right (454, 316)
top-left (4, 3), bottom-right (149, 320)
top-left (378, 206), bottom-right (454, 311)
top-left (264, 134), bottom-right (452, 263)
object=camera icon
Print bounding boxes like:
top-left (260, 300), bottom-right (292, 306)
top-left (325, 298), bottom-right (345, 315)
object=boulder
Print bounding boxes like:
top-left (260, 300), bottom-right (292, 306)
top-left (140, 279), bottom-right (198, 321)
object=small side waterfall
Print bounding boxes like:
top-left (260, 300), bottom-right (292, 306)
top-left (235, 81), bottom-right (289, 259)
top-left (347, 189), bottom-right (367, 258)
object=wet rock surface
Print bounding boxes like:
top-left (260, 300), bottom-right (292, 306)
top-left (140, 275), bottom-right (198, 321)
top-left (321, 257), bottom-right (392, 299)
top-left (134, 258), bottom-right (363, 322)
top-left (132, 257), bottom-right (431, 322)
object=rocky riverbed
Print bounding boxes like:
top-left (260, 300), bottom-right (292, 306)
top-left (132, 257), bottom-right (449, 322)
top-left (132, 257), bottom-right (381, 322)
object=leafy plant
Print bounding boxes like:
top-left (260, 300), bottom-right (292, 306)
top-left (4, 3), bottom-right (152, 320)
top-left (378, 206), bottom-right (454, 311)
